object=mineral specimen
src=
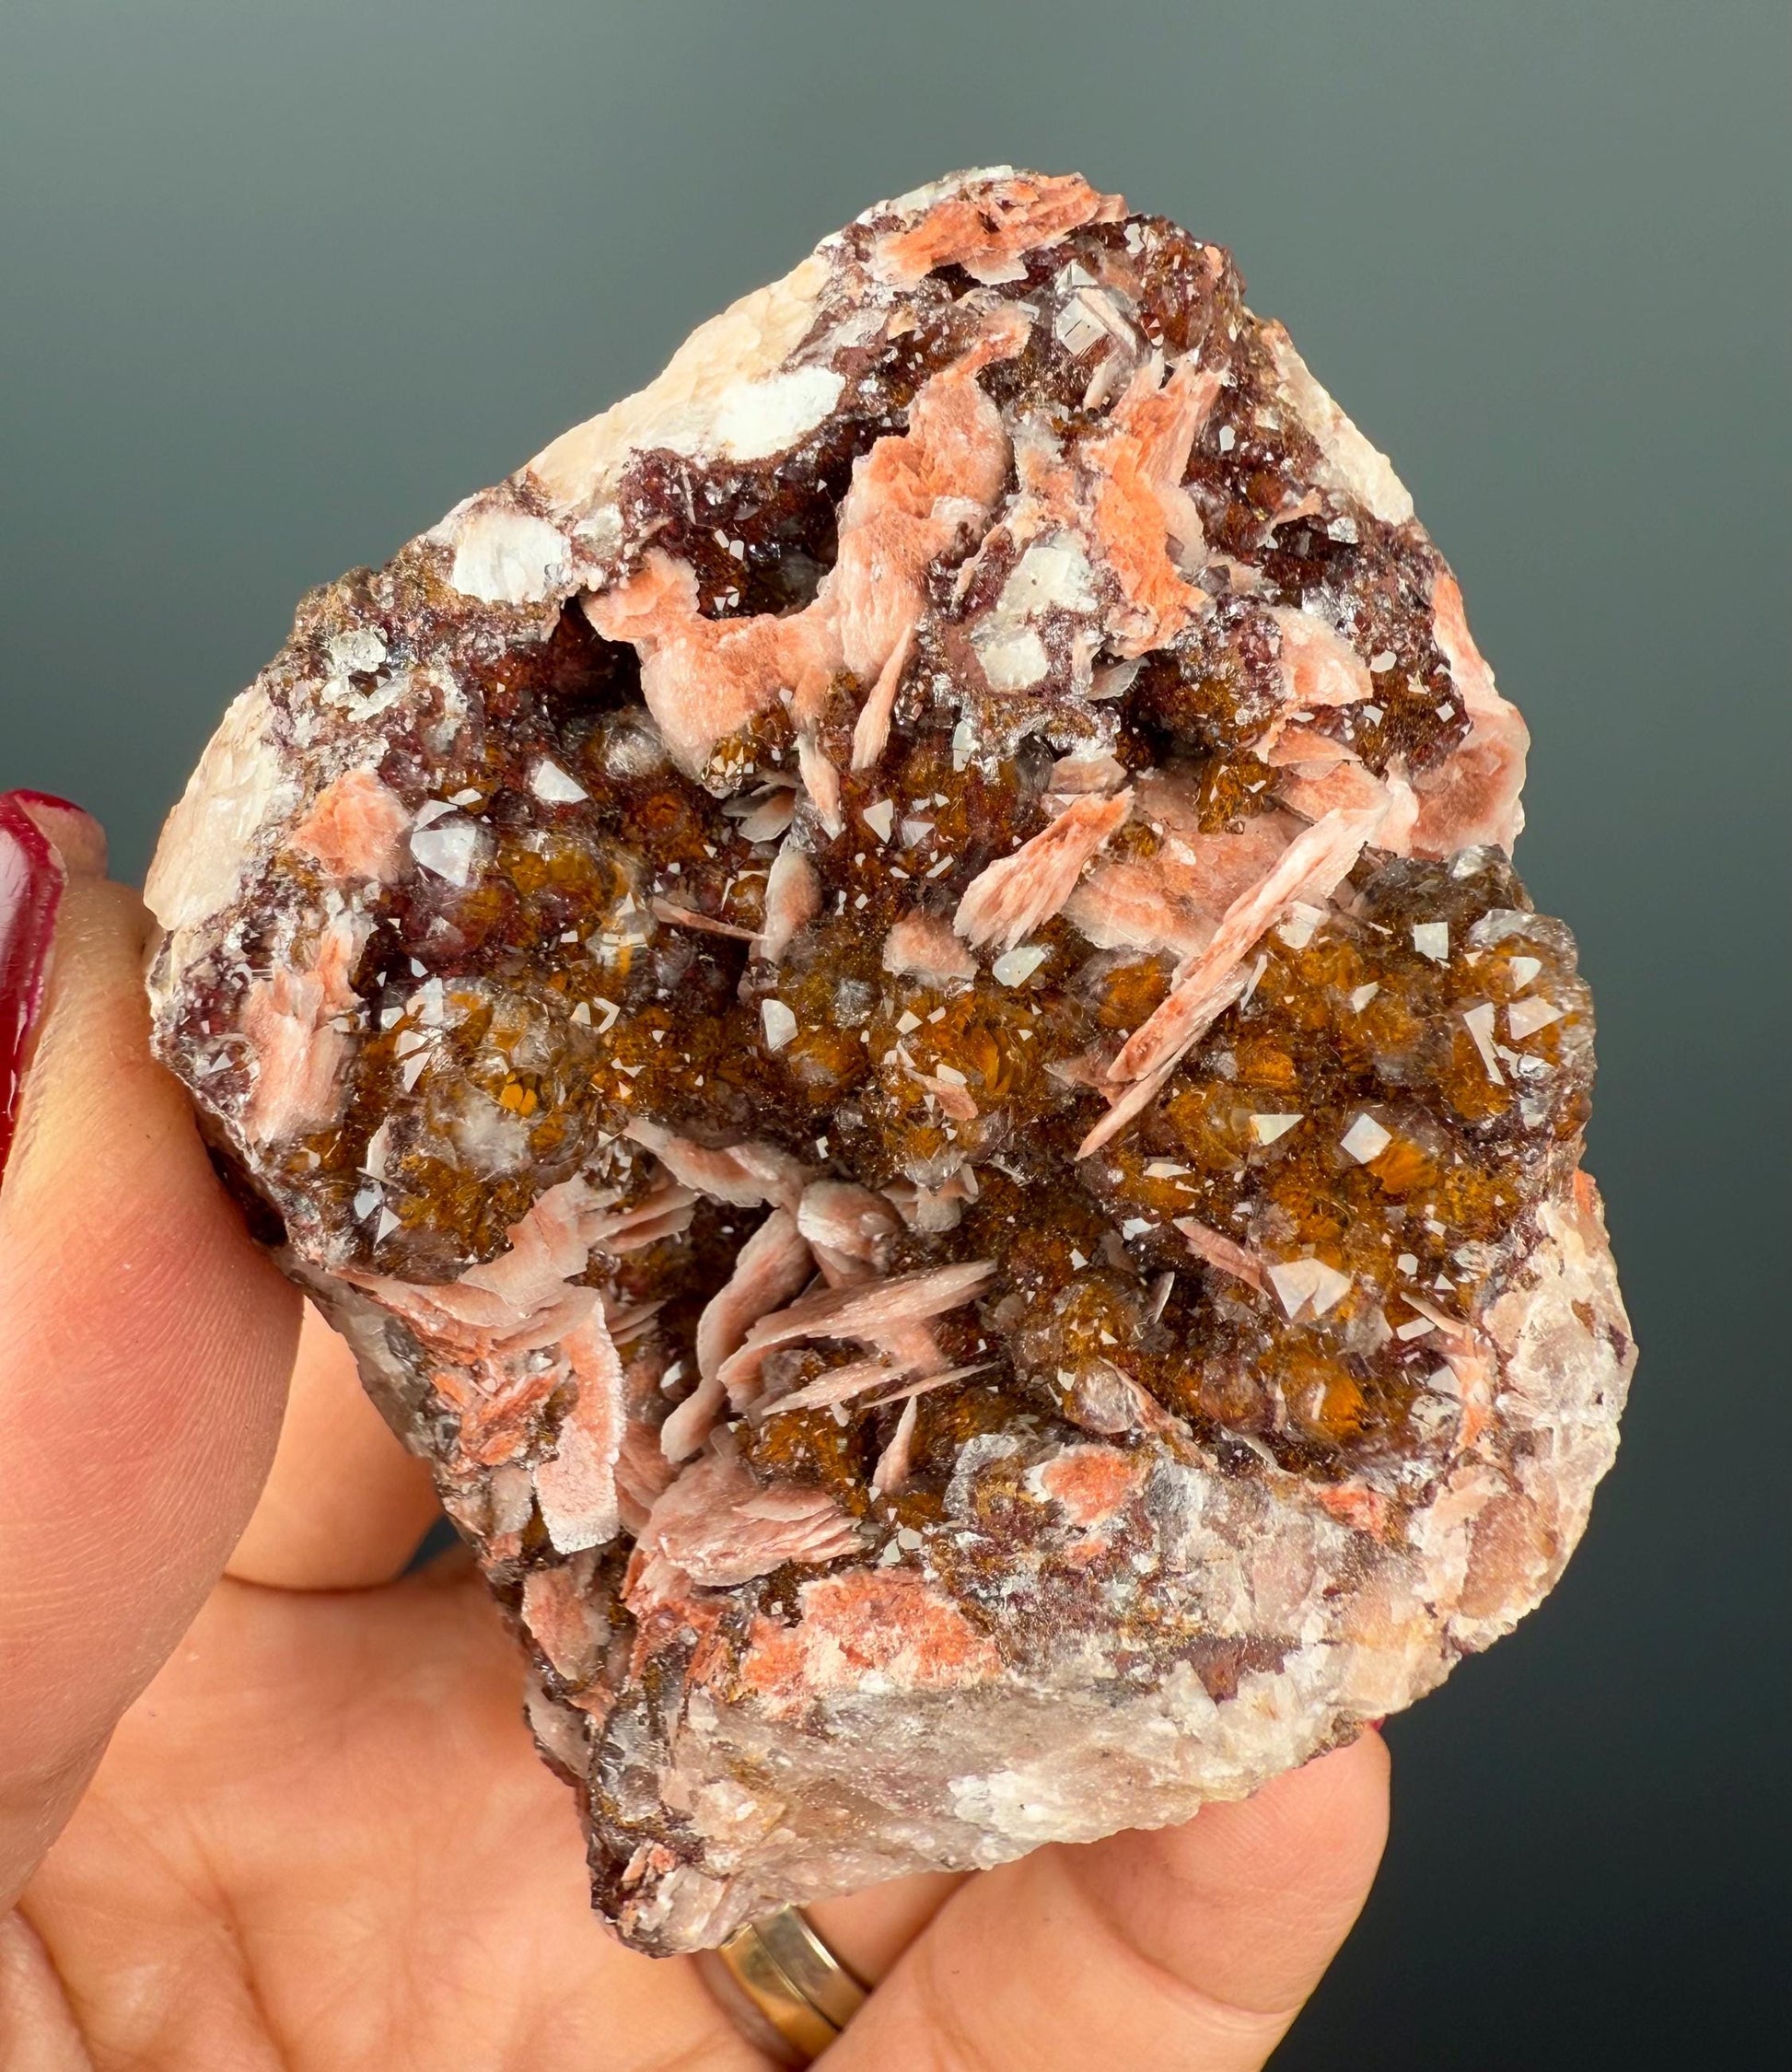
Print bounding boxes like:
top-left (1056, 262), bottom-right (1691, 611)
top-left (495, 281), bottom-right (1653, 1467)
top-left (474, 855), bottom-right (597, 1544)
top-left (145, 169), bottom-right (1634, 1955)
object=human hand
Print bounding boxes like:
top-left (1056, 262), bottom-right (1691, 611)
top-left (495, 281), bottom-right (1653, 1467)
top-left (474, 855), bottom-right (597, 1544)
top-left (0, 795), bottom-right (1389, 2070)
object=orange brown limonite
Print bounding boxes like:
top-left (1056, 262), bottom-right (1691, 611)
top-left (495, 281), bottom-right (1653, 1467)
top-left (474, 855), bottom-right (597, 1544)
top-left (145, 169), bottom-right (1633, 1955)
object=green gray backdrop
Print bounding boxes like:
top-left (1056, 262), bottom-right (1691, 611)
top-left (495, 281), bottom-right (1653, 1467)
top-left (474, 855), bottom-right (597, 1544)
top-left (3, 3), bottom-right (1786, 2063)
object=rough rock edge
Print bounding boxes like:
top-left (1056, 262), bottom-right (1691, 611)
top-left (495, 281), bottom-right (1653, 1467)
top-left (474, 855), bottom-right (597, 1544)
top-left (143, 168), bottom-right (1633, 1953)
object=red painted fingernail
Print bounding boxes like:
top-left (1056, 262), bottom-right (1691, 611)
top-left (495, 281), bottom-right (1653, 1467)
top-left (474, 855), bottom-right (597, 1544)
top-left (8, 790), bottom-right (108, 878)
top-left (8, 790), bottom-right (89, 815)
top-left (0, 792), bottom-right (83, 1188)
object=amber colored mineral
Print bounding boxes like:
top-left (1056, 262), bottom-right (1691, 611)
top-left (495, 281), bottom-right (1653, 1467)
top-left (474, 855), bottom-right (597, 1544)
top-left (145, 169), bottom-right (1634, 1954)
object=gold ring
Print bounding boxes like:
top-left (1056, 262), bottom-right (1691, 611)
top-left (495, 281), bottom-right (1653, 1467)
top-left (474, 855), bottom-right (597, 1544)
top-left (704, 1904), bottom-right (869, 2064)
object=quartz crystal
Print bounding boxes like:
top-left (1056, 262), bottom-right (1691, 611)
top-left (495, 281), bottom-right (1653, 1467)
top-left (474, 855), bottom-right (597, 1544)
top-left (145, 169), bottom-right (1635, 1954)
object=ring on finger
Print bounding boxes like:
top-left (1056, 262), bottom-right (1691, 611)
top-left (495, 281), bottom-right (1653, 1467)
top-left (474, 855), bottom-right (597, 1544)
top-left (702, 1903), bottom-right (869, 2064)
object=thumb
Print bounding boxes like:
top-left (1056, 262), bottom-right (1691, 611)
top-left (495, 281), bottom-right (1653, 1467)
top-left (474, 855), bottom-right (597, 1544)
top-left (826, 1730), bottom-right (1391, 2071)
top-left (0, 793), bottom-right (298, 1903)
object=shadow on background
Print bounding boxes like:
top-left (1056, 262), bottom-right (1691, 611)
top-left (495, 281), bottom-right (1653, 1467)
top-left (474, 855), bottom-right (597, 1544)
top-left (3, 4), bottom-right (1786, 2064)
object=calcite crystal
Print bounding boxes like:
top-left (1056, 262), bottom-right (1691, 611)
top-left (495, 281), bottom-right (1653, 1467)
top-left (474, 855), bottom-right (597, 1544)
top-left (146, 169), bottom-right (1634, 1955)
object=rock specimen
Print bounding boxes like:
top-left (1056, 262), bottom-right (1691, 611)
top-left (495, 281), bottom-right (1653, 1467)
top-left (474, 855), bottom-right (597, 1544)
top-left (145, 169), bottom-right (1634, 1955)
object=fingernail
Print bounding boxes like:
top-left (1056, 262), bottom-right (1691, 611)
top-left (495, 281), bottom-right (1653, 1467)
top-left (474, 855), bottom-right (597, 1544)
top-left (7, 790), bottom-right (108, 878)
top-left (0, 791), bottom-right (99, 1188)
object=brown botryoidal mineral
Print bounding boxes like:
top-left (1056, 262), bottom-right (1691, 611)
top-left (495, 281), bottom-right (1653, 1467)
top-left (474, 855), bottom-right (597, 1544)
top-left (146, 169), bottom-right (1634, 1954)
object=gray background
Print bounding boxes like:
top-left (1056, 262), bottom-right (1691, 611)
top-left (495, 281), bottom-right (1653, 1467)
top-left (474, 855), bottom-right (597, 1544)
top-left (3, 2), bottom-right (1786, 2063)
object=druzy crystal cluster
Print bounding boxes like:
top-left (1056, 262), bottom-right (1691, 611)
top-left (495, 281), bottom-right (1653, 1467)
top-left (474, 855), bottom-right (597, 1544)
top-left (146, 170), bottom-right (1634, 1953)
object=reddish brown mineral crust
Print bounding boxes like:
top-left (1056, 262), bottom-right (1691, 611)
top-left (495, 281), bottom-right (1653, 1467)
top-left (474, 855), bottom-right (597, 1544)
top-left (145, 169), bottom-right (1633, 1955)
